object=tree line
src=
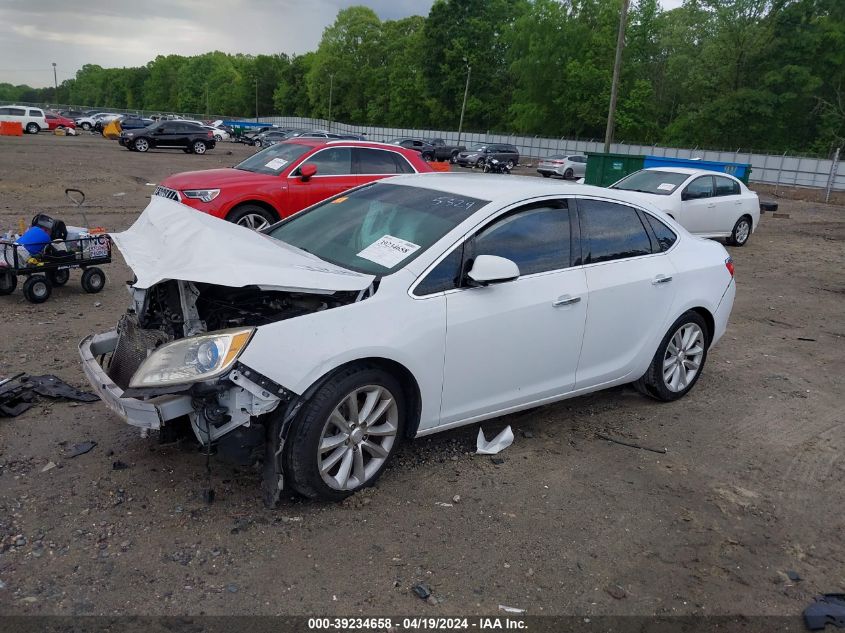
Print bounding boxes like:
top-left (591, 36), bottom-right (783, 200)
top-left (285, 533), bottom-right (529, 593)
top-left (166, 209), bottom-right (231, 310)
top-left (1, 0), bottom-right (843, 154)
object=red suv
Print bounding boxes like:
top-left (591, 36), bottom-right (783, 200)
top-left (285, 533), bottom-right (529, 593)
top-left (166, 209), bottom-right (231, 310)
top-left (157, 140), bottom-right (433, 229)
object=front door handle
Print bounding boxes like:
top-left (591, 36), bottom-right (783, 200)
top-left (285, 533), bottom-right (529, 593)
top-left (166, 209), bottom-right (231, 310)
top-left (652, 275), bottom-right (673, 285)
top-left (553, 295), bottom-right (581, 307)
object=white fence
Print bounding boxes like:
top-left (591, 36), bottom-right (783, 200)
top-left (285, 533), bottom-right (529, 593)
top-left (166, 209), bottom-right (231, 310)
top-left (259, 116), bottom-right (845, 193)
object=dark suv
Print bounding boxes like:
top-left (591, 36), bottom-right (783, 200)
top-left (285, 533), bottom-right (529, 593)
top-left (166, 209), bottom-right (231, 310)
top-left (456, 143), bottom-right (520, 168)
top-left (388, 138), bottom-right (435, 161)
top-left (119, 121), bottom-right (216, 154)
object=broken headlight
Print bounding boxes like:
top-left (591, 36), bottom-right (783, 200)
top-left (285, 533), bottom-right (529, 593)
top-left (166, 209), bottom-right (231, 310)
top-left (129, 327), bottom-right (254, 388)
top-left (181, 189), bottom-right (220, 203)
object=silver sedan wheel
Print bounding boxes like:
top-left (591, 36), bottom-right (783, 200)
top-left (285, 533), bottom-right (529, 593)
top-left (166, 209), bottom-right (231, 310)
top-left (662, 323), bottom-right (705, 392)
top-left (317, 385), bottom-right (399, 491)
top-left (235, 213), bottom-right (270, 231)
top-left (734, 218), bottom-right (750, 244)
top-left (193, 141), bottom-right (206, 154)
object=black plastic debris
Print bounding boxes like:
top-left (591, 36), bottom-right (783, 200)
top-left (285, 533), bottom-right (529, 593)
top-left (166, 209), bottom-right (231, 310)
top-left (804, 594), bottom-right (845, 630)
top-left (67, 441), bottom-right (97, 458)
top-left (412, 582), bottom-right (432, 600)
top-left (112, 460), bottom-right (129, 470)
top-left (0, 373), bottom-right (97, 417)
top-left (788, 570), bottom-right (803, 582)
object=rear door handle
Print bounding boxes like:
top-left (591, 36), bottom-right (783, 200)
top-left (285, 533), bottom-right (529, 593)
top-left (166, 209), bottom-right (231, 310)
top-left (553, 295), bottom-right (581, 307)
top-left (652, 275), bottom-right (673, 285)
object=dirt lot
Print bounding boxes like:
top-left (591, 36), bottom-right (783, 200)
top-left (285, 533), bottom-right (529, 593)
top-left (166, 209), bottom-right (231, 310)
top-left (0, 133), bottom-right (843, 618)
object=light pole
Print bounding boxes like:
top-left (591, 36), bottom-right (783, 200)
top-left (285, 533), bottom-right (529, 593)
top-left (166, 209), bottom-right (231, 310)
top-left (327, 73), bottom-right (334, 130)
top-left (205, 83), bottom-right (209, 118)
top-left (604, 0), bottom-right (630, 153)
top-left (457, 60), bottom-right (471, 148)
top-left (255, 77), bottom-right (259, 122)
top-left (52, 62), bottom-right (58, 104)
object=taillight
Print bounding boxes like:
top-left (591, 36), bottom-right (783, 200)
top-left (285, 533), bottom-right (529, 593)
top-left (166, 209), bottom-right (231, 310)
top-left (207, 131), bottom-right (213, 138)
top-left (725, 257), bottom-right (735, 277)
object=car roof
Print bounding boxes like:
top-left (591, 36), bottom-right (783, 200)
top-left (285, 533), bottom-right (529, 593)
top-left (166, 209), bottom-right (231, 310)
top-left (379, 173), bottom-right (650, 207)
top-left (284, 139), bottom-right (418, 152)
top-left (642, 166), bottom-right (733, 178)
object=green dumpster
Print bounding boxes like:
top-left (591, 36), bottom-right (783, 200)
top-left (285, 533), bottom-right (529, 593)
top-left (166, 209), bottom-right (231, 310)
top-left (584, 152), bottom-right (645, 187)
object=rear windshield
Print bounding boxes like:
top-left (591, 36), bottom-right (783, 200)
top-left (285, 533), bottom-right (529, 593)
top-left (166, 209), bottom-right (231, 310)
top-left (268, 183), bottom-right (488, 275)
top-left (235, 142), bottom-right (311, 175)
top-left (610, 170), bottom-right (690, 196)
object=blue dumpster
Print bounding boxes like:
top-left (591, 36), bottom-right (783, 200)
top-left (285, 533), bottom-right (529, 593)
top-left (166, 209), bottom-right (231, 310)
top-left (642, 156), bottom-right (751, 184)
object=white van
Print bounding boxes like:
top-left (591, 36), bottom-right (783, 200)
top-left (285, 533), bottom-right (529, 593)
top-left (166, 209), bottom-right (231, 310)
top-left (0, 105), bottom-right (48, 133)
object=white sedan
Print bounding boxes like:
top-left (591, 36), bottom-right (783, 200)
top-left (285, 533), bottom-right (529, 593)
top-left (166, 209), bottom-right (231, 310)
top-left (79, 174), bottom-right (736, 502)
top-left (610, 168), bottom-right (760, 246)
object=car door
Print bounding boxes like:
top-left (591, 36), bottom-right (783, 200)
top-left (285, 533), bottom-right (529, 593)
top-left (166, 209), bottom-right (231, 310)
top-left (713, 175), bottom-right (745, 234)
top-left (574, 198), bottom-right (677, 389)
top-left (439, 199), bottom-right (588, 425)
top-left (287, 146), bottom-right (355, 210)
top-left (573, 156), bottom-right (587, 177)
top-left (678, 175), bottom-right (716, 234)
top-left (353, 147), bottom-right (414, 184)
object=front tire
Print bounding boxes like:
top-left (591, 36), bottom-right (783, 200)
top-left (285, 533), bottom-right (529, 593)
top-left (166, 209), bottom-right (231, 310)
top-left (26, 123), bottom-right (39, 134)
top-left (133, 138), bottom-right (149, 152)
top-left (226, 204), bottom-right (278, 230)
top-left (81, 122), bottom-right (91, 131)
top-left (633, 311), bottom-right (709, 402)
top-left (728, 215), bottom-right (752, 246)
top-left (23, 275), bottom-right (51, 303)
top-left (283, 366), bottom-right (405, 500)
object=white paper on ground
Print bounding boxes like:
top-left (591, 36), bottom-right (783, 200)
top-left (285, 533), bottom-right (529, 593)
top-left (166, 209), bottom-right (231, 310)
top-left (476, 425), bottom-right (514, 455)
top-left (265, 157), bottom-right (288, 170)
top-left (498, 605), bottom-right (526, 614)
top-left (356, 235), bottom-right (420, 268)
top-left (657, 182), bottom-right (676, 191)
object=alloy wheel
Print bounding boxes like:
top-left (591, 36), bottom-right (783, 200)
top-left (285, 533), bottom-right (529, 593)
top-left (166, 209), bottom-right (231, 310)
top-left (317, 385), bottom-right (399, 491)
top-left (735, 219), bottom-right (750, 244)
top-left (236, 213), bottom-right (270, 231)
top-left (193, 141), bottom-right (206, 154)
top-left (662, 323), bottom-right (705, 392)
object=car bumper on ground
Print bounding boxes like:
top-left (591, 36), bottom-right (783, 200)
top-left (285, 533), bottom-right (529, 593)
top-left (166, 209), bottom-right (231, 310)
top-left (79, 331), bottom-right (194, 430)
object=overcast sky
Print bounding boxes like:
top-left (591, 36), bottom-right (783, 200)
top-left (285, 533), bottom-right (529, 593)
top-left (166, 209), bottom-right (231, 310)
top-left (1, 0), bottom-right (684, 88)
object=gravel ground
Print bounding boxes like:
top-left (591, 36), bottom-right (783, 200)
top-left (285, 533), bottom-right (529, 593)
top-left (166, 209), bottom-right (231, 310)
top-left (0, 133), bottom-right (843, 617)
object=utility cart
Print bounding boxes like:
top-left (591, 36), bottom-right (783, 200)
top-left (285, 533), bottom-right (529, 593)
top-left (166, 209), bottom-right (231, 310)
top-left (0, 189), bottom-right (112, 304)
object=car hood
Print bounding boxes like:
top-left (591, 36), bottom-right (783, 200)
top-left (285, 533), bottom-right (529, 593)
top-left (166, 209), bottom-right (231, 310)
top-left (110, 196), bottom-right (375, 293)
top-left (162, 168), bottom-right (274, 189)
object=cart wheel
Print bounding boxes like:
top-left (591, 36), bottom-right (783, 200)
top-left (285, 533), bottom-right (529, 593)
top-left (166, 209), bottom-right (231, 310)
top-left (81, 267), bottom-right (106, 293)
top-left (23, 275), bottom-right (51, 303)
top-left (47, 269), bottom-right (70, 286)
top-left (0, 271), bottom-right (17, 295)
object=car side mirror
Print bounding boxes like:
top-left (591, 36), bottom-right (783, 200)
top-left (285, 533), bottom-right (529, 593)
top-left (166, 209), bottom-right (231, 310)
top-left (467, 255), bottom-right (520, 286)
top-left (299, 163), bottom-right (318, 181)
top-left (681, 191), bottom-right (692, 201)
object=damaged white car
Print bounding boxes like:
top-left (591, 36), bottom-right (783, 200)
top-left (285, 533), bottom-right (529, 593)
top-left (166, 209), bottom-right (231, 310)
top-left (80, 174), bottom-right (736, 502)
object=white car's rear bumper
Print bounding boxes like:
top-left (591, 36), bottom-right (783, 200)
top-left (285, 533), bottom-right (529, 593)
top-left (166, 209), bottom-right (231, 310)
top-left (711, 278), bottom-right (736, 347)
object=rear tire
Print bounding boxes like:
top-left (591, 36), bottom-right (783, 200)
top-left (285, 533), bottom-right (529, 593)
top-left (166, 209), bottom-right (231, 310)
top-left (81, 122), bottom-right (91, 131)
top-left (728, 215), bottom-right (752, 246)
top-left (282, 365), bottom-right (405, 501)
top-left (226, 205), bottom-right (278, 231)
top-left (26, 123), bottom-right (39, 134)
top-left (81, 267), bottom-right (106, 293)
top-left (47, 269), bottom-right (70, 286)
top-left (0, 271), bottom-right (17, 295)
top-left (633, 311), bottom-right (709, 402)
top-left (23, 275), bottom-right (51, 303)
top-left (564, 168), bottom-right (574, 179)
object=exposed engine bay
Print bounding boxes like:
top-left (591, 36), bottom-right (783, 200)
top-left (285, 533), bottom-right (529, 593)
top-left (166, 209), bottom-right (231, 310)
top-left (97, 279), bottom-right (374, 447)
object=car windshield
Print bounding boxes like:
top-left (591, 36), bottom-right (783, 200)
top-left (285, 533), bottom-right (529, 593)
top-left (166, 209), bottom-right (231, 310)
top-left (469, 144), bottom-right (487, 151)
top-left (235, 142), bottom-right (311, 175)
top-left (610, 170), bottom-right (690, 195)
top-left (268, 183), bottom-right (488, 275)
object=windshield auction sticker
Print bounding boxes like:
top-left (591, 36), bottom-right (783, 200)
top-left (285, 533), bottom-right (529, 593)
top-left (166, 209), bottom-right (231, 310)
top-left (657, 182), bottom-right (676, 191)
top-left (357, 235), bottom-right (421, 268)
top-left (265, 157), bottom-right (288, 170)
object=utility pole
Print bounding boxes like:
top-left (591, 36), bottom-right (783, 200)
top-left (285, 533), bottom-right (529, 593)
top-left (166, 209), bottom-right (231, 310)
top-left (255, 77), bottom-right (259, 122)
top-left (457, 61), bottom-right (471, 147)
top-left (604, 0), bottom-right (630, 153)
top-left (205, 84), bottom-right (209, 118)
top-left (52, 62), bottom-right (58, 103)
top-left (328, 74), bottom-right (334, 130)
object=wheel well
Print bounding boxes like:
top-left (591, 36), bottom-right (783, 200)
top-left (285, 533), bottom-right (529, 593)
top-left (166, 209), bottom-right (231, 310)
top-left (226, 200), bottom-right (280, 222)
top-left (304, 358), bottom-right (422, 440)
top-left (690, 307), bottom-right (715, 346)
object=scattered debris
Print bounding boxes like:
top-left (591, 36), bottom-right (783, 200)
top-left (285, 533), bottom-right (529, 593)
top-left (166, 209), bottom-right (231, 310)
top-left (606, 584), bottom-right (627, 600)
top-left (1, 374), bottom-right (98, 417)
top-left (226, 584), bottom-right (239, 593)
top-left (498, 605), bottom-right (526, 614)
top-left (491, 456), bottom-right (506, 465)
top-left (787, 570), bottom-right (802, 581)
top-left (804, 594), bottom-right (845, 631)
top-left (94, 302), bottom-right (102, 308)
top-left (476, 425), bottom-right (514, 455)
top-left (412, 582), bottom-right (432, 600)
top-left (25, 375), bottom-right (99, 402)
top-left (772, 212), bottom-right (791, 219)
top-left (426, 595), bottom-right (441, 606)
top-left (112, 192), bottom-right (126, 197)
top-left (434, 502), bottom-right (453, 507)
top-left (797, 337), bottom-right (817, 342)
top-left (452, 494), bottom-right (461, 504)
top-left (112, 460), bottom-right (129, 470)
top-left (595, 432), bottom-right (667, 454)
top-left (67, 441), bottom-right (97, 458)
top-left (521, 430), bottom-right (535, 438)
top-left (40, 461), bottom-right (56, 473)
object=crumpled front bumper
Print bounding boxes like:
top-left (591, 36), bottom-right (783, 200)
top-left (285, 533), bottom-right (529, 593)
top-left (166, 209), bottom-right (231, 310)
top-left (79, 330), bottom-right (194, 430)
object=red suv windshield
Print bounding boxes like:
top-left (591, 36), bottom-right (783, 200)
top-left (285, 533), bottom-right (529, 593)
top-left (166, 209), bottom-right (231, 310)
top-left (235, 142), bottom-right (312, 175)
